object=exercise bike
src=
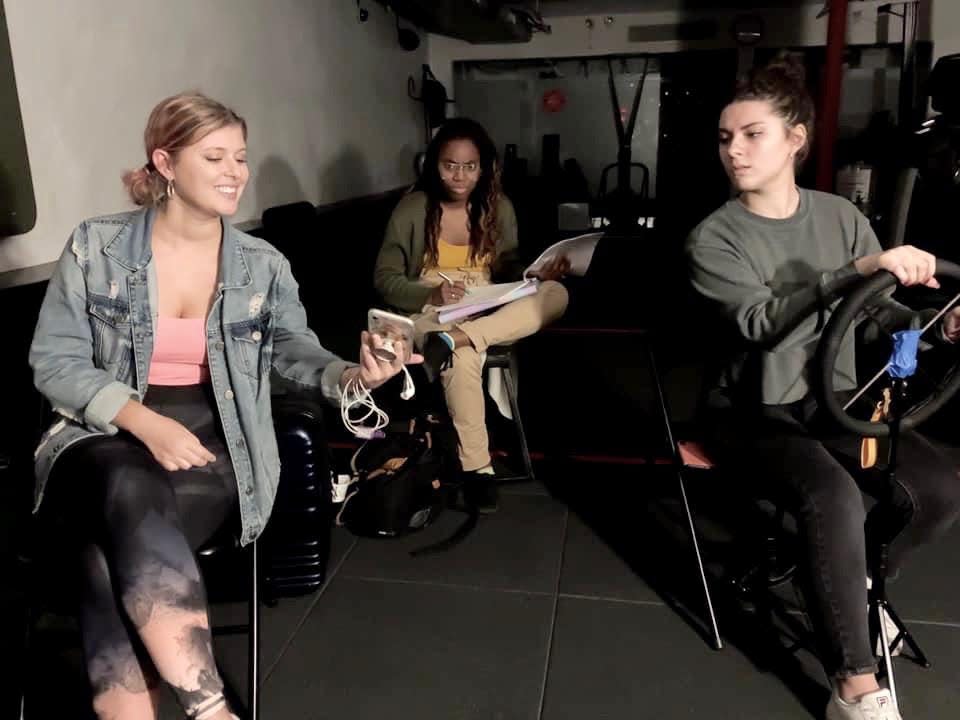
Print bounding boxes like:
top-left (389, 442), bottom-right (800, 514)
top-left (816, 258), bottom-right (960, 712)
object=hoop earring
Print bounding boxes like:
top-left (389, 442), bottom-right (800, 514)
top-left (166, 179), bottom-right (175, 198)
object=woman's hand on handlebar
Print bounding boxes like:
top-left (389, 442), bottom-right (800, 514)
top-left (855, 245), bottom-right (939, 288)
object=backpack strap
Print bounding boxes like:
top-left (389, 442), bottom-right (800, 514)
top-left (409, 506), bottom-right (478, 557)
top-left (408, 483), bottom-right (478, 557)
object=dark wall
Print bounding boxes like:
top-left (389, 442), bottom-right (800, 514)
top-left (656, 49), bottom-right (736, 243)
top-left (259, 188), bottom-right (409, 360)
top-left (0, 279), bottom-right (48, 525)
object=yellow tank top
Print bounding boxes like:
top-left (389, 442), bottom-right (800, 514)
top-left (420, 239), bottom-right (491, 290)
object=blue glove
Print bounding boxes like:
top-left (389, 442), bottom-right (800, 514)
top-left (888, 329), bottom-right (923, 379)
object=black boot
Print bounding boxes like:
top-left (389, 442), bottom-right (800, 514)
top-left (462, 470), bottom-right (499, 514)
top-left (421, 332), bottom-right (454, 383)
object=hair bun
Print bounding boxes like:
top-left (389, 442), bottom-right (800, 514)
top-left (122, 165), bottom-right (165, 207)
top-left (764, 52), bottom-right (806, 88)
top-left (125, 165), bottom-right (151, 185)
top-left (731, 49), bottom-right (816, 169)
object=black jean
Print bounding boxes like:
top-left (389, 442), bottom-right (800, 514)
top-left (707, 398), bottom-right (960, 678)
top-left (48, 383), bottom-right (238, 717)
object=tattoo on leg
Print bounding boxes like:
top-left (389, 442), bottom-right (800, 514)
top-left (124, 586), bottom-right (156, 630)
top-left (122, 555), bottom-right (207, 629)
top-left (171, 624), bottom-right (224, 714)
top-left (88, 641), bottom-right (157, 697)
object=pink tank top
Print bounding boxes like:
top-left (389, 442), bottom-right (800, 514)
top-left (148, 317), bottom-right (211, 386)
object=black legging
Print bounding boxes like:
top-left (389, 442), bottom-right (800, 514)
top-left (707, 397), bottom-right (960, 679)
top-left (49, 383), bottom-right (238, 718)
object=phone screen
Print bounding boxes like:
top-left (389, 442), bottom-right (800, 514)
top-left (368, 312), bottom-right (415, 363)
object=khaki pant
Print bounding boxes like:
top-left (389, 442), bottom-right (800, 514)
top-left (413, 280), bottom-right (569, 471)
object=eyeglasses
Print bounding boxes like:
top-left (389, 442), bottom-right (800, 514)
top-left (440, 160), bottom-right (480, 175)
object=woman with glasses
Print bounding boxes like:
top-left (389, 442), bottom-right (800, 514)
top-left (374, 118), bottom-right (569, 511)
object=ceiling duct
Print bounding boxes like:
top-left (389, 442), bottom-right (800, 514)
top-left (380, 1), bottom-right (536, 44)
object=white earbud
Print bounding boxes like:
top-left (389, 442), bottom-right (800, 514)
top-left (400, 365), bottom-right (415, 400)
top-left (340, 365), bottom-right (416, 440)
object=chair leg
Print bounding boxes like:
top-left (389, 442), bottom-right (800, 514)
top-left (675, 468), bottom-right (723, 650)
top-left (646, 343), bottom-right (723, 651)
top-left (502, 364), bottom-right (535, 483)
top-left (18, 554), bottom-right (36, 720)
top-left (881, 600), bottom-right (931, 668)
top-left (875, 598), bottom-right (899, 712)
top-left (247, 539), bottom-right (260, 720)
top-left (19, 603), bottom-right (32, 719)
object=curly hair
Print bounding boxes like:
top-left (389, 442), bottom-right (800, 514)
top-left (732, 52), bottom-right (816, 168)
top-left (416, 118), bottom-right (502, 268)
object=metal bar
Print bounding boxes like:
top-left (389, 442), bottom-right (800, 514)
top-left (646, 342), bottom-right (723, 650)
top-left (815, 0), bottom-right (849, 191)
top-left (248, 540), bottom-right (260, 720)
top-left (503, 361), bottom-right (535, 482)
top-left (898, 0), bottom-right (920, 129)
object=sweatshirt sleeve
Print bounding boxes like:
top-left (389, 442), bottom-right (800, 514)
top-left (686, 229), bottom-right (862, 348)
top-left (373, 202), bottom-right (434, 313)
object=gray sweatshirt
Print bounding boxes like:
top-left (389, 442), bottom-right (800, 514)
top-left (686, 188), bottom-right (925, 409)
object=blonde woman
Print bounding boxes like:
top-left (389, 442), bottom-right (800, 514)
top-left (30, 92), bottom-right (413, 719)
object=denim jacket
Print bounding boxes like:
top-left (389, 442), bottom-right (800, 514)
top-left (29, 208), bottom-right (352, 545)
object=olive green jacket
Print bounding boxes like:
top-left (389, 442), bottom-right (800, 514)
top-left (373, 191), bottom-right (521, 312)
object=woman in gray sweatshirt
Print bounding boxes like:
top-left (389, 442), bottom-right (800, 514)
top-left (686, 54), bottom-right (960, 720)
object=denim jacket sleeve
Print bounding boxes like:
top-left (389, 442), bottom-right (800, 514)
top-left (29, 226), bottom-right (138, 434)
top-left (270, 257), bottom-right (356, 406)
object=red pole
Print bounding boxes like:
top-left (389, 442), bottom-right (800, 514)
top-left (815, 0), bottom-right (848, 191)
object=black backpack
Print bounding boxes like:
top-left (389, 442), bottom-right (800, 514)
top-left (336, 414), bottom-right (477, 556)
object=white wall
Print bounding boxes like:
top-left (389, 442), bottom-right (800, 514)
top-left (932, 0), bottom-right (960, 60)
top-left (429, 2), bottom-right (911, 93)
top-left (1, 0), bottom-right (427, 271)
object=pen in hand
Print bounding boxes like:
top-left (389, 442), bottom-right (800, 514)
top-left (439, 272), bottom-right (469, 295)
top-left (436, 272), bottom-right (468, 304)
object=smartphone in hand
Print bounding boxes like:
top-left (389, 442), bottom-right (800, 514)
top-left (367, 309), bottom-right (415, 363)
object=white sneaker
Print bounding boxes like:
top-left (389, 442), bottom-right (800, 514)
top-left (825, 688), bottom-right (902, 720)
